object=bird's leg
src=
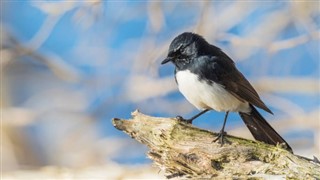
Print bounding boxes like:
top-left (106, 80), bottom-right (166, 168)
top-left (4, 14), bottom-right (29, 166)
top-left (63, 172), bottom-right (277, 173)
top-left (213, 111), bottom-right (229, 145)
top-left (176, 109), bottom-right (209, 124)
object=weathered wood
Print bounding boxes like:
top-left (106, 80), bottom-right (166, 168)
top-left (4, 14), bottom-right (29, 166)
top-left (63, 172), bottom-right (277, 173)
top-left (112, 110), bottom-right (320, 179)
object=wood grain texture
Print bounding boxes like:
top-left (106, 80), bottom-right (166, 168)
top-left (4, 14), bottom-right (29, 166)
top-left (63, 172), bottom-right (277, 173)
top-left (112, 110), bottom-right (320, 179)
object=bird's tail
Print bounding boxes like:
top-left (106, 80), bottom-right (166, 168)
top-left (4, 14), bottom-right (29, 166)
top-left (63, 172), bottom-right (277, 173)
top-left (239, 105), bottom-right (292, 152)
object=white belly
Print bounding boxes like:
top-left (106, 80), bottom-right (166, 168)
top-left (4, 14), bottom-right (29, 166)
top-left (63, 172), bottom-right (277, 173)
top-left (176, 70), bottom-right (250, 113)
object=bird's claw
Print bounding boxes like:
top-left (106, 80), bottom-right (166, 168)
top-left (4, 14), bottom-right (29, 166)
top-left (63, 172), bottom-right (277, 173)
top-left (176, 116), bottom-right (193, 124)
top-left (213, 130), bottom-right (229, 146)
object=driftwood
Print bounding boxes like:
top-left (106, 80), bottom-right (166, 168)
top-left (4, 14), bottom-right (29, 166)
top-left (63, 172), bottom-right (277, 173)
top-left (112, 110), bottom-right (320, 179)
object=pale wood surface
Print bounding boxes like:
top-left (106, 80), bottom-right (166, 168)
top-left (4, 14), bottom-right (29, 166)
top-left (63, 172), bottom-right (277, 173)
top-left (113, 110), bottom-right (320, 179)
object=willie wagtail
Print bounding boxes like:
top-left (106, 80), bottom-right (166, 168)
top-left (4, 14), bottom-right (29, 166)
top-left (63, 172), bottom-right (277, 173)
top-left (161, 32), bottom-right (292, 152)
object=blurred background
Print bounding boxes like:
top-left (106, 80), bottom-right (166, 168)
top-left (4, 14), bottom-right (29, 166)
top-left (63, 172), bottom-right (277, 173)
top-left (1, 1), bottom-right (319, 179)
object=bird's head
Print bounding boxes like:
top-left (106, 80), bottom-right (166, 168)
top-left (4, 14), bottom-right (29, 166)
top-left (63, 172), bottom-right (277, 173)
top-left (161, 32), bottom-right (208, 68)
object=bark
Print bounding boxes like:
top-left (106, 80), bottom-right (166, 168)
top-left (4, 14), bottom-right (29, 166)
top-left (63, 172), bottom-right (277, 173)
top-left (112, 110), bottom-right (320, 179)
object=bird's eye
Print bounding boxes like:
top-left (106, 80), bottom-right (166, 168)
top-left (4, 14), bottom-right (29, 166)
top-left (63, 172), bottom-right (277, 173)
top-left (176, 46), bottom-right (185, 54)
top-left (170, 48), bottom-right (183, 57)
top-left (174, 48), bottom-right (181, 54)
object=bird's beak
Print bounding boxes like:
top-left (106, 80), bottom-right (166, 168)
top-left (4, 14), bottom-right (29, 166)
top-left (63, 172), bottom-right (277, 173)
top-left (161, 57), bottom-right (172, 65)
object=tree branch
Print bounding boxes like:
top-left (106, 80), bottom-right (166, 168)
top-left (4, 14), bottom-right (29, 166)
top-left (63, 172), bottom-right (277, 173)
top-left (112, 110), bottom-right (320, 179)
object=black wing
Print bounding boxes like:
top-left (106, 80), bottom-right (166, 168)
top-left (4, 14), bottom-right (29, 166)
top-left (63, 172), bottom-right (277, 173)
top-left (193, 55), bottom-right (272, 114)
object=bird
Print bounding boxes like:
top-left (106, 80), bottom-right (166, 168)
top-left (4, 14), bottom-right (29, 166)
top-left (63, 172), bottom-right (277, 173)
top-left (161, 32), bottom-right (292, 152)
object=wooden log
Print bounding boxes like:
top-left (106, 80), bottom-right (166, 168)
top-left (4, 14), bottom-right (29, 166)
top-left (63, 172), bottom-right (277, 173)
top-left (112, 110), bottom-right (320, 179)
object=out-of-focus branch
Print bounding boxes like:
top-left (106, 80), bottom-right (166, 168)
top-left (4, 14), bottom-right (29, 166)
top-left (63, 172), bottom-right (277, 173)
top-left (147, 1), bottom-right (165, 33)
top-left (253, 77), bottom-right (319, 95)
top-left (113, 111), bottom-right (320, 179)
top-left (268, 30), bottom-right (320, 53)
top-left (25, 14), bottom-right (62, 50)
top-left (1, 31), bottom-right (80, 82)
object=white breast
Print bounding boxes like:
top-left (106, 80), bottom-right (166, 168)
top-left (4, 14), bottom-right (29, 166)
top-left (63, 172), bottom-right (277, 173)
top-left (176, 70), bottom-right (250, 113)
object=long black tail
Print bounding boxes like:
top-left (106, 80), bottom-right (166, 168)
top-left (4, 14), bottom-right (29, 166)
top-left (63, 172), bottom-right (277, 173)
top-left (239, 105), bottom-right (292, 152)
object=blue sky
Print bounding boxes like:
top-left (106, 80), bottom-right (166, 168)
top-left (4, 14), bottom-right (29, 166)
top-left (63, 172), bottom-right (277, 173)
top-left (2, 1), bottom-right (319, 165)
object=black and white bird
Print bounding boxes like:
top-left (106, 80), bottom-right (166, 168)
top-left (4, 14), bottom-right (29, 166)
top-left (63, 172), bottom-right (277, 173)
top-left (161, 32), bottom-right (292, 152)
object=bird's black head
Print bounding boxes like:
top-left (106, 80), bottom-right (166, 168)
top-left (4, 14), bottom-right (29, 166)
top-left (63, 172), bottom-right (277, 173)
top-left (161, 32), bottom-right (209, 69)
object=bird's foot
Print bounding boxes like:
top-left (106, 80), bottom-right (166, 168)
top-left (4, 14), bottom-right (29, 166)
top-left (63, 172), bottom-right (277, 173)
top-left (213, 130), bottom-right (229, 146)
top-left (176, 116), bottom-right (193, 124)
